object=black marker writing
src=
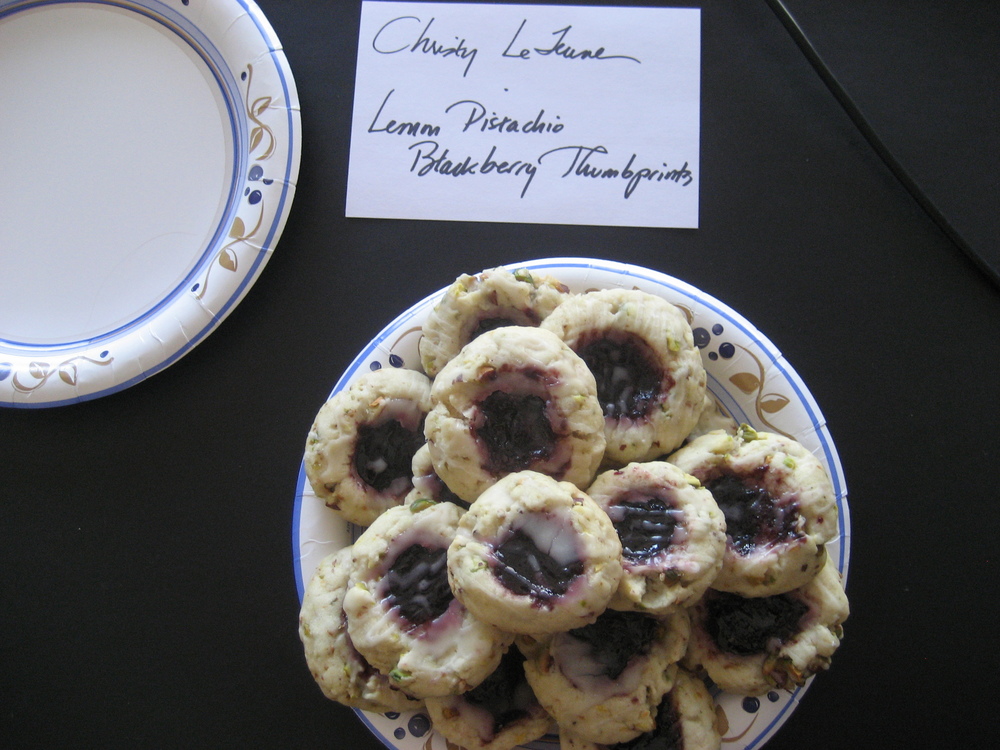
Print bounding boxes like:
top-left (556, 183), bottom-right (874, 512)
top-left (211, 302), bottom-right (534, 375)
top-left (409, 140), bottom-right (479, 177)
top-left (403, 141), bottom-right (693, 199)
top-left (368, 89), bottom-right (442, 137)
top-left (445, 99), bottom-right (564, 134)
top-left (373, 16), bottom-right (478, 77)
top-left (503, 20), bottom-right (640, 64)
top-left (481, 146), bottom-right (538, 193)
top-left (408, 141), bottom-right (538, 197)
top-left (539, 145), bottom-right (612, 177)
top-left (539, 147), bottom-right (693, 198)
top-left (621, 155), bottom-right (693, 197)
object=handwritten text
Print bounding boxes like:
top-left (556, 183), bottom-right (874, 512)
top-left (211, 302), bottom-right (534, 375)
top-left (503, 20), bottom-right (641, 64)
top-left (373, 16), bottom-right (478, 77)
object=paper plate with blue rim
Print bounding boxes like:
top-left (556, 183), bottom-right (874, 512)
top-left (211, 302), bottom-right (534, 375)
top-left (292, 258), bottom-right (852, 750)
top-left (0, 0), bottom-right (300, 407)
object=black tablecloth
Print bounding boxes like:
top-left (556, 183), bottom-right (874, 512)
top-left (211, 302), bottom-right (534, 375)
top-left (3, 1), bottom-right (998, 747)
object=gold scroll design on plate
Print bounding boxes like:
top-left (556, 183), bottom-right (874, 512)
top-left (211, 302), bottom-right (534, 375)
top-left (390, 326), bottom-right (424, 368)
top-left (195, 63), bottom-right (275, 301)
top-left (11, 354), bottom-right (114, 394)
top-left (727, 345), bottom-right (792, 438)
top-left (674, 302), bottom-right (695, 325)
top-left (718, 701), bottom-right (759, 744)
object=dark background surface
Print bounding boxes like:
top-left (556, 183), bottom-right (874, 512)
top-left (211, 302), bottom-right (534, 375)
top-left (2, 1), bottom-right (998, 747)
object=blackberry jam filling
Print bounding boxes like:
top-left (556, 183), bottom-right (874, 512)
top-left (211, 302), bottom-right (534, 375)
top-left (576, 331), bottom-right (666, 420)
top-left (384, 544), bottom-right (453, 626)
top-left (463, 648), bottom-right (535, 735)
top-left (705, 590), bottom-right (808, 656)
top-left (469, 310), bottom-right (539, 340)
top-left (611, 694), bottom-right (683, 750)
top-left (492, 528), bottom-right (583, 601)
top-left (475, 390), bottom-right (556, 473)
top-left (706, 473), bottom-right (797, 556)
top-left (611, 492), bottom-right (679, 561)
top-left (424, 473), bottom-right (469, 509)
top-left (354, 419), bottom-right (424, 492)
top-left (470, 316), bottom-right (517, 339)
top-left (567, 609), bottom-right (659, 680)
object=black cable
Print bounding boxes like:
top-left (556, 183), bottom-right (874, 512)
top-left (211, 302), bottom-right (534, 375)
top-left (763, 0), bottom-right (1000, 291)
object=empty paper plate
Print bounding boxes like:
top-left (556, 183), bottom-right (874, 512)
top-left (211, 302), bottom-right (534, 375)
top-left (0, 0), bottom-right (300, 407)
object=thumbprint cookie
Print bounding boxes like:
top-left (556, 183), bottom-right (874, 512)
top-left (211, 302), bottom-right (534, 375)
top-left (304, 368), bottom-right (432, 526)
top-left (424, 647), bottom-right (551, 750)
top-left (298, 547), bottom-right (424, 713)
top-left (586, 461), bottom-right (726, 614)
top-left (558, 667), bottom-right (722, 750)
top-left (344, 502), bottom-right (513, 698)
top-left (541, 289), bottom-right (706, 465)
top-left (669, 427), bottom-right (838, 597)
top-left (524, 608), bottom-right (690, 745)
top-left (447, 470), bottom-right (622, 635)
top-left (419, 267), bottom-right (570, 378)
top-left (425, 326), bottom-right (606, 503)
top-left (683, 558), bottom-right (849, 695)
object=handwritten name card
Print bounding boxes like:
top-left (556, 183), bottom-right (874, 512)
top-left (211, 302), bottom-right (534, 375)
top-left (347, 3), bottom-right (701, 228)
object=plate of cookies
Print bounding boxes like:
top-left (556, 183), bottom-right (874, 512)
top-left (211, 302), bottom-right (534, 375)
top-left (293, 258), bottom-right (851, 750)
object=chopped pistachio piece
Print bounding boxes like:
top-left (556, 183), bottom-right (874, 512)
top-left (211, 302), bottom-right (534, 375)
top-left (513, 268), bottom-right (534, 284)
top-left (409, 497), bottom-right (437, 513)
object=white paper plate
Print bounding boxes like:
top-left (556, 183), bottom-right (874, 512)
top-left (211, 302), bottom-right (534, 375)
top-left (292, 258), bottom-right (851, 750)
top-left (0, 0), bottom-right (300, 407)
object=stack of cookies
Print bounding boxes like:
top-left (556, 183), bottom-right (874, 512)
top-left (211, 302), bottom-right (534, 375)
top-left (298, 267), bottom-right (849, 750)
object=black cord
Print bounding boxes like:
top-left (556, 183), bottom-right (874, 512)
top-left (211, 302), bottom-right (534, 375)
top-left (763, 0), bottom-right (1000, 291)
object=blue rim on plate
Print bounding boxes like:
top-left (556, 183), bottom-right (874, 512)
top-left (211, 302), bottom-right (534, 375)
top-left (0, 0), bottom-right (300, 407)
top-left (292, 258), bottom-right (851, 750)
